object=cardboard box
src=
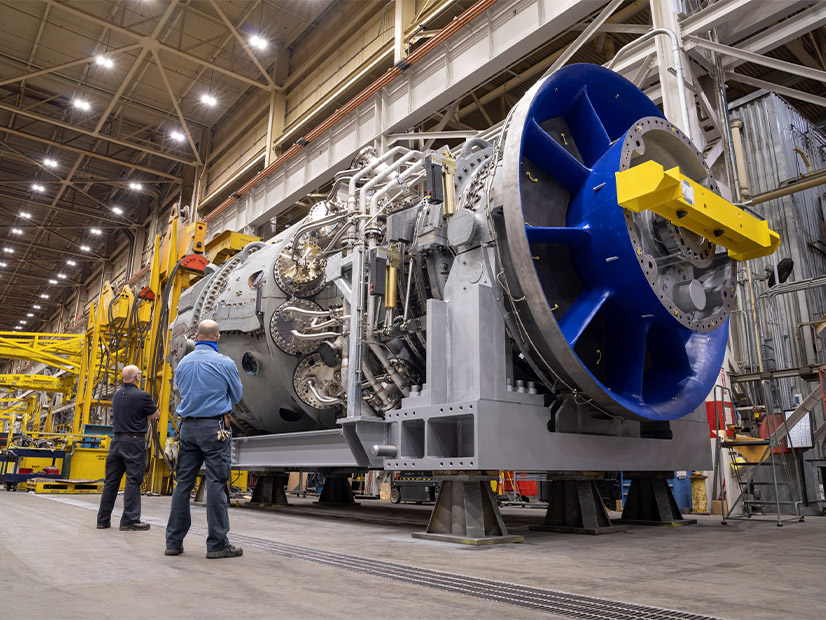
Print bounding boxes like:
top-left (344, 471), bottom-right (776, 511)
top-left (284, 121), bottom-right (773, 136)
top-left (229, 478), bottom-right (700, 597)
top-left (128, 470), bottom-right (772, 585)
top-left (711, 499), bottom-right (729, 515)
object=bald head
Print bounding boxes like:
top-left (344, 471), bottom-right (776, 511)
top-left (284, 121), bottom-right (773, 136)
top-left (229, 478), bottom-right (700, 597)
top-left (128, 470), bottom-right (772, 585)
top-left (195, 319), bottom-right (220, 342)
top-left (122, 365), bottom-right (142, 385)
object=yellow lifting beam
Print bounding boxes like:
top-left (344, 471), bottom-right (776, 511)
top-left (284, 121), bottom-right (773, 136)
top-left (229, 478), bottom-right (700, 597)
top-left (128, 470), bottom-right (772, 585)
top-left (0, 374), bottom-right (75, 396)
top-left (616, 160), bottom-right (781, 261)
top-left (0, 332), bottom-right (84, 373)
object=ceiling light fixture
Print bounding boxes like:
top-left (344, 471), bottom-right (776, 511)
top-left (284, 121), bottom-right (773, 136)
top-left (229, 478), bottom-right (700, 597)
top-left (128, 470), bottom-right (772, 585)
top-left (128, 182), bottom-right (143, 191)
top-left (11, 228), bottom-right (22, 235)
top-left (200, 93), bottom-right (217, 107)
top-left (170, 130), bottom-right (185, 142)
top-left (19, 211), bottom-right (31, 219)
top-left (33, 304), bottom-right (41, 309)
top-left (40, 294), bottom-right (49, 299)
top-left (43, 158), bottom-right (58, 168)
top-left (0, 262), bottom-right (7, 267)
top-left (48, 279), bottom-right (58, 284)
top-left (31, 184), bottom-right (45, 192)
top-left (26, 313), bottom-right (33, 317)
top-left (112, 206), bottom-right (123, 215)
top-left (95, 55), bottom-right (114, 69)
top-left (67, 259), bottom-right (77, 266)
top-left (80, 245), bottom-right (91, 252)
top-left (3, 247), bottom-right (14, 253)
top-left (57, 273), bottom-right (67, 279)
top-left (249, 34), bottom-right (268, 50)
top-left (90, 228), bottom-right (102, 235)
top-left (73, 98), bottom-right (91, 111)
top-left (19, 320), bottom-right (27, 325)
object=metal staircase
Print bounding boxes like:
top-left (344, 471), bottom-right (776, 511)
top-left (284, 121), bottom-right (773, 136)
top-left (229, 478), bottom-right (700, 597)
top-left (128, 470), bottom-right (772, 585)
top-left (714, 383), bottom-right (822, 525)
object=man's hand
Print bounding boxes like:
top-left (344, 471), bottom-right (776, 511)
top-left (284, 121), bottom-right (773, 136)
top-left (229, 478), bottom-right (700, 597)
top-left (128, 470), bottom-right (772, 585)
top-left (150, 410), bottom-right (161, 423)
top-left (223, 413), bottom-right (231, 428)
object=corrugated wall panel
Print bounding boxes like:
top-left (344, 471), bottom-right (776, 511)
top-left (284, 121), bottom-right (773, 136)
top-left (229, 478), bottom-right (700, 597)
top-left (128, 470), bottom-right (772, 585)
top-left (730, 91), bottom-right (826, 408)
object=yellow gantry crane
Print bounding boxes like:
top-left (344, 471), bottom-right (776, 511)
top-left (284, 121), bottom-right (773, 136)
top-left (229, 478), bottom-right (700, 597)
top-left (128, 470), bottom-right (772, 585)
top-left (0, 209), bottom-right (209, 493)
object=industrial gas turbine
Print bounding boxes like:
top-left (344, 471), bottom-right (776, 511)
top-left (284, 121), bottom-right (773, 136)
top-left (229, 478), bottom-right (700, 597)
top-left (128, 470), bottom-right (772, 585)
top-left (172, 65), bottom-right (778, 541)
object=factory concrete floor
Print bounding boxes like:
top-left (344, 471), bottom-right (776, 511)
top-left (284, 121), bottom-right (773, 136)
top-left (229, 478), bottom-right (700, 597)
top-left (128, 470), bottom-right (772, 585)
top-left (0, 490), bottom-right (823, 620)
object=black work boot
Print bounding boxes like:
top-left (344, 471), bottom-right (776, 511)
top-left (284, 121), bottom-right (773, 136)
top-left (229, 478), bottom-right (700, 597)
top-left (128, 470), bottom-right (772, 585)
top-left (119, 521), bottom-right (151, 531)
top-left (206, 545), bottom-right (243, 559)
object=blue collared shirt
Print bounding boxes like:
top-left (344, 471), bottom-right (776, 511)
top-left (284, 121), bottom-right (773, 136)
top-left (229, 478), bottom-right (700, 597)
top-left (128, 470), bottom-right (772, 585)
top-left (175, 343), bottom-right (243, 418)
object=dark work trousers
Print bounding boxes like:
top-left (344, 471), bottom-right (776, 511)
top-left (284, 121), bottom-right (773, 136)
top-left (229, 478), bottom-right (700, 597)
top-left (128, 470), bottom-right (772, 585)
top-left (97, 434), bottom-right (146, 526)
top-left (166, 417), bottom-right (232, 552)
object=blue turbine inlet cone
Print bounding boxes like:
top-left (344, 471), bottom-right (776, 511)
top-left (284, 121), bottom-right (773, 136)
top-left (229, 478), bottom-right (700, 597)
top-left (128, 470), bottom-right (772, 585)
top-left (518, 64), bottom-right (727, 421)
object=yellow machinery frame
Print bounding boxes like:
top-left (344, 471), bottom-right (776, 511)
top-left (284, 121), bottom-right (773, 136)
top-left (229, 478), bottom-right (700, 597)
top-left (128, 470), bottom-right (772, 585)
top-left (0, 210), bottom-right (255, 495)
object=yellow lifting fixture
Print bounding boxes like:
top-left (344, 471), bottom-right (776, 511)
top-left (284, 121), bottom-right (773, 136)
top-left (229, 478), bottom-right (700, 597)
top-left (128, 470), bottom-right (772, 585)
top-left (0, 373), bottom-right (75, 397)
top-left (0, 332), bottom-right (84, 374)
top-left (616, 160), bottom-right (781, 261)
top-left (205, 229), bottom-right (261, 265)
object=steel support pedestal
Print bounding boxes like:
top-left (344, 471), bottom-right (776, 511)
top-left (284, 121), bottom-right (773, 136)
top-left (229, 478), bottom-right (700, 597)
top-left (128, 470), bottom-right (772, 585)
top-left (530, 474), bottom-right (627, 535)
top-left (316, 474), bottom-right (360, 506)
top-left (618, 472), bottom-right (696, 526)
top-left (413, 474), bottom-right (523, 545)
top-left (250, 473), bottom-right (290, 506)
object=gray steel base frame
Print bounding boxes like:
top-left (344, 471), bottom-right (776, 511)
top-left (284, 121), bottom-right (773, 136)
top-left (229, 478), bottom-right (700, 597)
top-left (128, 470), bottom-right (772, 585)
top-left (530, 477), bottom-right (627, 535)
top-left (412, 475), bottom-right (523, 545)
top-left (618, 473), bottom-right (697, 527)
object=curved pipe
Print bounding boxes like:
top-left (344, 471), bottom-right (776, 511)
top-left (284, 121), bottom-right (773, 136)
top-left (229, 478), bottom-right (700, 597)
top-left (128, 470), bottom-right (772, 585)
top-left (349, 146), bottom-right (410, 212)
top-left (281, 306), bottom-right (335, 318)
top-left (607, 28), bottom-right (690, 135)
top-left (289, 213), bottom-right (349, 259)
top-left (290, 329), bottom-right (342, 341)
top-left (367, 158), bottom-right (424, 219)
top-left (320, 221), bottom-right (356, 256)
top-left (310, 317), bottom-right (349, 330)
top-left (366, 170), bottom-right (426, 226)
top-left (307, 380), bottom-right (341, 405)
top-left (359, 150), bottom-right (420, 216)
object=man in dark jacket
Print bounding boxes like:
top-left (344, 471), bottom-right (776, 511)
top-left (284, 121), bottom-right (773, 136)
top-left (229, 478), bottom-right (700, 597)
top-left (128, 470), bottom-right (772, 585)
top-left (96, 364), bottom-right (159, 531)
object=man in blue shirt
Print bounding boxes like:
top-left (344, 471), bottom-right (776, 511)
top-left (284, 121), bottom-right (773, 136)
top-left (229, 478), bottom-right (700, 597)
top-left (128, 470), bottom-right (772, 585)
top-left (165, 319), bottom-right (244, 558)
